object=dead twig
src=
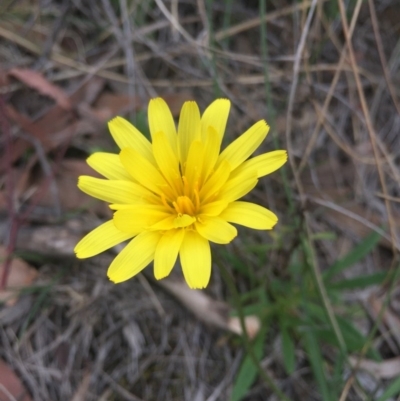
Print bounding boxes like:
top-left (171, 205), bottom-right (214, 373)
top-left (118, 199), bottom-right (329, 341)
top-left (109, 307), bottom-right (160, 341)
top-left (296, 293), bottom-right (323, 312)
top-left (368, 0), bottom-right (400, 116)
top-left (338, 0), bottom-right (398, 254)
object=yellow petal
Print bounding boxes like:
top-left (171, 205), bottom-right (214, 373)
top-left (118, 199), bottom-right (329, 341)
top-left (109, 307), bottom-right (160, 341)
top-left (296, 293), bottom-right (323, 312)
top-left (148, 98), bottom-right (177, 154)
top-left (173, 214), bottom-right (196, 228)
top-left (216, 169), bottom-right (258, 203)
top-left (179, 230), bottom-right (211, 289)
top-left (154, 229), bottom-right (185, 280)
top-left (201, 98), bottom-right (230, 146)
top-left (220, 201), bottom-right (278, 229)
top-left (87, 152), bottom-right (132, 180)
top-left (149, 215), bottom-right (176, 231)
top-left (184, 140), bottom-right (204, 185)
top-left (107, 231), bottom-right (162, 283)
top-left (195, 216), bottom-right (237, 244)
top-left (200, 160), bottom-right (231, 203)
top-left (119, 148), bottom-right (171, 197)
top-left (199, 200), bottom-right (228, 216)
top-left (200, 126), bottom-right (220, 185)
top-left (178, 101), bottom-right (201, 164)
top-left (114, 205), bottom-right (171, 233)
top-left (109, 201), bottom-right (161, 210)
top-left (232, 150), bottom-right (288, 179)
top-left (152, 131), bottom-right (181, 193)
top-left (218, 120), bottom-right (269, 171)
top-left (75, 220), bottom-right (135, 258)
top-left (78, 176), bottom-right (149, 204)
top-left (108, 117), bottom-right (154, 161)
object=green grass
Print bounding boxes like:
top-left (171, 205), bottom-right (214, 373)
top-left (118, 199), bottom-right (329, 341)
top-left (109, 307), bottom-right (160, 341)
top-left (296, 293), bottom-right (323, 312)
top-left (220, 229), bottom-right (390, 400)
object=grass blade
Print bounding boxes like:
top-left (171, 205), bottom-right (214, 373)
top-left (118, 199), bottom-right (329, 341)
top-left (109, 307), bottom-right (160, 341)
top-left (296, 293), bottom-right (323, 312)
top-left (327, 272), bottom-right (388, 290)
top-left (323, 231), bottom-right (381, 282)
top-left (231, 327), bottom-right (267, 401)
top-left (303, 329), bottom-right (332, 401)
top-left (281, 321), bottom-right (296, 374)
top-left (377, 375), bottom-right (400, 401)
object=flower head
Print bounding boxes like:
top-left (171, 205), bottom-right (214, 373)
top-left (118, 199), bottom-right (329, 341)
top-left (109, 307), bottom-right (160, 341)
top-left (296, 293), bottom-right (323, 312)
top-left (75, 98), bottom-right (287, 288)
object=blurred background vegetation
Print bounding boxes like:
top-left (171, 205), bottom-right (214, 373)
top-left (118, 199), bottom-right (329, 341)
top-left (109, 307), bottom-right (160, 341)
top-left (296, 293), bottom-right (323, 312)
top-left (0, 0), bottom-right (399, 400)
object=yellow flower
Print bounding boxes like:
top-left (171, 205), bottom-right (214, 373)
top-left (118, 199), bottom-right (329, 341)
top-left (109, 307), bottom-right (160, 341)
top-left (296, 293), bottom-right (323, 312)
top-left (74, 98), bottom-right (287, 289)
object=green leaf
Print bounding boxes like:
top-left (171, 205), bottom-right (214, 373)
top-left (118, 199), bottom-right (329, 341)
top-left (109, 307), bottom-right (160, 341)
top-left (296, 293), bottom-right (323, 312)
top-left (303, 329), bottom-right (332, 401)
top-left (281, 322), bottom-right (295, 374)
top-left (310, 231), bottom-right (337, 241)
top-left (323, 231), bottom-right (381, 282)
top-left (302, 302), bottom-right (328, 322)
top-left (377, 375), bottom-right (400, 401)
top-left (231, 327), bottom-right (267, 401)
top-left (240, 303), bottom-right (267, 317)
top-left (337, 317), bottom-right (381, 361)
top-left (332, 352), bottom-right (345, 397)
top-left (313, 316), bottom-right (380, 361)
top-left (327, 272), bottom-right (388, 290)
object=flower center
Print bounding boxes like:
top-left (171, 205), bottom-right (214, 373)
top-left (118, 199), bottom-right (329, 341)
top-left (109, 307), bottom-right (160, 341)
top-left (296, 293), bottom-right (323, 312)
top-left (173, 196), bottom-right (196, 215)
top-left (160, 175), bottom-right (201, 219)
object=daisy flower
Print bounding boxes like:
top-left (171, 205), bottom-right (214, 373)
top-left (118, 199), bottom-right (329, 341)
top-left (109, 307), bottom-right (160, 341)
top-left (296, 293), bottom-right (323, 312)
top-left (74, 98), bottom-right (287, 289)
